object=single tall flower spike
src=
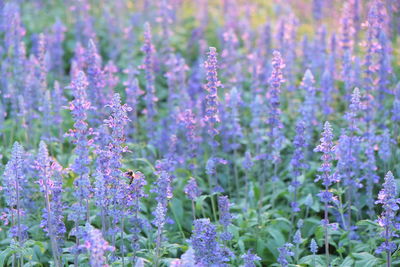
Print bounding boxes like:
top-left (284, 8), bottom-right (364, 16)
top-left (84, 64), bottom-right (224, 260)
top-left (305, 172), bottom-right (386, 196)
top-left (66, 71), bottom-right (93, 224)
top-left (268, 50), bottom-right (285, 164)
top-left (3, 142), bottom-right (28, 243)
top-left (375, 171), bottom-right (400, 264)
top-left (218, 195), bottom-right (233, 241)
top-left (184, 177), bottom-right (201, 201)
top-left (141, 22), bottom-right (158, 142)
top-left (35, 141), bottom-right (65, 267)
top-left (314, 121), bottom-right (338, 266)
top-left (204, 47), bottom-right (222, 151)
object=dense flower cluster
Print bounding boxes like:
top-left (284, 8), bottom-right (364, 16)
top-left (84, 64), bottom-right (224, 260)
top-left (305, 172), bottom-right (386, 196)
top-left (375, 171), bottom-right (400, 255)
top-left (1, 1), bottom-right (400, 266)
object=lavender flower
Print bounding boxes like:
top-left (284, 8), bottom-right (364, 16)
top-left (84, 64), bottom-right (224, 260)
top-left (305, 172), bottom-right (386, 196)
top-left (321, 66), bottom-right (333, 116)
top-left (48, 19), bottom-right (66, 75)
top-left (81, 224), bottom-right (114, 267)
top-left (2, 142), bottom-right (28, 244)
top-left (392, 83), bottom-right (400, 123)
top-left (65, 71), bottom-right (93, 223)
top-left (151, 159), bottom-right (174, 264)
top-left (184, 177), bottom-right (201, 201)
top-left (220, 87), bottom-right (243, 152)
top-left (178, 109), bottom-right (198, 167)
top-left (312, 0), bottom-right (323, 21)
top-left (315, 122), bottom-right (338, 203)
top-left (241, 250), bottom-right (261, 267)
top-left (293, 230), bottom-right (302, 245)
top-left (362, 1), bottom-right (381, 121)
top-left (52, 81), bottom-right (66, 138)
top-left (377, 30), bottom-right (391, 106)
top-left (70, 0), bottom-right (96, 44)
top-left (314, 121), bottom-right (338, 266)
top-left (268, 50), bottom-right (285, 164)
top-left (141, 22), bottom-right (158, 142)
top-left (124, 170), bottom-right (147, 253)
top-left (190, 218), bottom-right (229, 266)
top-left (277, 243), bottom-right (294, 267)
top-left (375, 171), bottom-right (400, 266)
top-left (86, 39), bottom-right (105, 116)
top-left (35, 141), bottom-right (65, 267)
top-left (300, 69), bottom-right (317, 148)
top-left (290, 119), bottom-right (307, 213)
top-left (204, 47), bottom-right (222, 151)
top-left (124, 67), bottom-right (144, 140)
top-left (378, 128), bottom-right (392, 163)
top-left (218, 195), bottom-right (233, 241)
top-left (310, 239), bottom-right (318, 254)
top-left (98, 93), bottom-right (131, 239)
top-left (310, 239), bottom-right (318, 267)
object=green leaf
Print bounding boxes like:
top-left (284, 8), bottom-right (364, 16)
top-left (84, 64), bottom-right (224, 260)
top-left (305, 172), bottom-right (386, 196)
top-left (299, 255), bottom-right (326, 266)
top-left (353, 252), bottom-right (381, 267)
top-left (340, 256), bottom-right (355, 267)
top-left (0, 248), bottom-right (13, 267)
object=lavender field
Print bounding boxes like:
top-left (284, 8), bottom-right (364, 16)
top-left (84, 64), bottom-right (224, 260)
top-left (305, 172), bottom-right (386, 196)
top-left (0, 0), bottom-right (399, 266)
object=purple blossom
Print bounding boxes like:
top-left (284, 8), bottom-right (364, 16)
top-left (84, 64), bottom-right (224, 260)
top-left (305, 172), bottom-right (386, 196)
top-left (48, 19), bottom-right (66, 75)
top-left (277, 243), bottom-right (294, 267)
top-left (81, 224), bottom-right (114, 267)
top-left (314, 121), bottom-right (337, 266)
top-left (392, 83), bottom-right (400, 122)
top-left (268, 50), bottom-right (285, 164)
top-left (290, 119), bottom-right (307, 213)
top-left (218, 195), bottom-right (233, 241)
top-left (178, 109), bottom-right (198, 166)
top-left (51, 81), bottom-right (66, 137)
top-left (204, 47), bottom-right (222, 151)
top-left (69, 0), bottom-right (96, 44)
top-left (65, 71), bottom-right (93, 223)
top-left (86, 39), bottom-right (105, 115)
top-left (312, 0), bottom-right (323, 21)
top-left (241, 250), bottom-right (261, 267)
top-left (250, 94), bottom-right (266, 149)
top-left (141, 22), bottom-right (158, 142)
top-left (310, 239), bottom-right (318, 254)
top-left (377, 30), bottom-right (391, 105)
top-left (375, 171), bottom-right (400, 257)
top-left (151, 158), bottom-right (174, 259)
top-left (321, 66), bottom-right (333, 116)
top-left (124, 67), bottom-right (144, 140)
top-left (378, 128), bottom-right (392, 162)
top-left (184, 177), bottom-right (201, 201)
top-left (124, 170), bottom-right (147, 252)
top-left (243, 151), bottom-right (254, 170)
top-left (35, 141), bottom-right (65, 265)
top-left (300, 69), bottom-right (317, 147)
top-left (97, 93), bottom-right (131, 235)
top-left (190, 218), bottom-right (230, 266)
top-left (293, 230), bottom-right (302, 245)
top-left (315, 122), bottom-right (338, 195)
top-left (220, 87), bottom-right (243, 152)
top-left (2, 142), bottom-right (28, 243)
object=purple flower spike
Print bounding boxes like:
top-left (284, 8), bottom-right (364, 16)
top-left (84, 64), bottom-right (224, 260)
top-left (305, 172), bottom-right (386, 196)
top-left (241, 249), bottom-right (261, 267)
top-left (184, 177), bottom-right (201, 201)
top-left (204, 47), bottom-right (222, 151)
top-left (375, 171), bottom-right (400, 258)
top-left (81, 224), bottom-right (114, 267)
top-left (268, 50), bottom-right (285, 164)
top-left (277, 243), bottom-right (294, 267)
